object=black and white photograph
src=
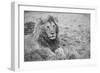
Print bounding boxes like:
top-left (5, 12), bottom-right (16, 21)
top-left (24, 11), bottom-right (90, 61)
top-left (10, 2), bottom-right (97, 71)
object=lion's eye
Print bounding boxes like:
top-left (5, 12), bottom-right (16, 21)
top-left (47, 26), bottom-right (49, 28)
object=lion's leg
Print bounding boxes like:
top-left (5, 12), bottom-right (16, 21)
top-left (44, 48), bottom-right (57, 60)
top-left (55, 47), bottom-right (66, 60)
top-left (34, 47), bottom-right (56, 60)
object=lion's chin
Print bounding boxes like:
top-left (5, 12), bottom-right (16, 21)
top-left (49, 36), bottom-right (56, 40)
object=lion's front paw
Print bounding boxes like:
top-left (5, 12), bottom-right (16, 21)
top-left (46, 53), bottom-right (56, 60)
top-left (55, 47), bottom-right (66, 60)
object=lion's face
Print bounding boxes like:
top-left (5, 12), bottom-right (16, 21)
top-left (44, 21), bottom-right (57, 40)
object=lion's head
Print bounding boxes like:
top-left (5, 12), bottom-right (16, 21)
top-left (33, 15), bottom-right (59, 52)
top-left (40, 15), bottom-right (59, 40)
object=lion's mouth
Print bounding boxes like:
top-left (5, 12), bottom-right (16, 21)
top-left (49, 35), bottom-right (56, 39)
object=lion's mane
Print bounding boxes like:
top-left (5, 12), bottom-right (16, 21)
top-left (24, 16), bottom-right (60, 61)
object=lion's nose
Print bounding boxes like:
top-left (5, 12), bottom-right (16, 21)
top-left (51, 32), bottom-right (54, 35)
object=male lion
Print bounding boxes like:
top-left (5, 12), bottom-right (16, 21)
top-left (24, 15), bottom-right (65, 61)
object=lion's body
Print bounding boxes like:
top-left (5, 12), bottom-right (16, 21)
top-left (24, 16), bottom-right (61, 61)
